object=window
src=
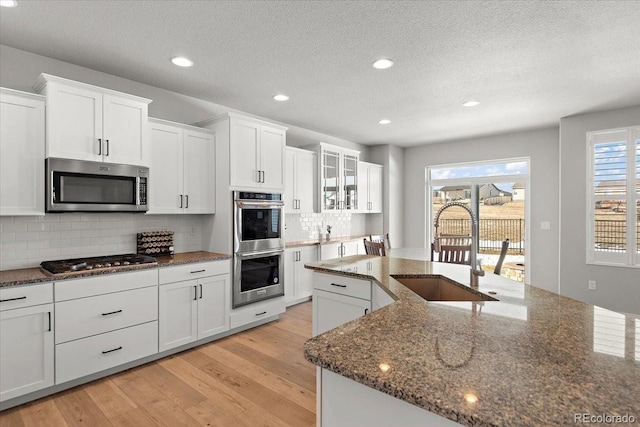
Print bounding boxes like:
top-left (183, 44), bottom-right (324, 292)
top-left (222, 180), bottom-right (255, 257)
top-left (587, 126), bottom-right (640, 267)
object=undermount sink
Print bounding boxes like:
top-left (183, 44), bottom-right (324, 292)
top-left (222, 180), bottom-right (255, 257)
top-left (392, 275), bottom-right (497, 302)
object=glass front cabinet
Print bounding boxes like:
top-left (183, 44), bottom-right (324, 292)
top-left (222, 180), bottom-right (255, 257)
top-left (318, 143), bottom-right (360, 212)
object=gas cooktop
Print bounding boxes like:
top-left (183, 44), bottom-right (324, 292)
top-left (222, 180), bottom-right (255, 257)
top-left (41, 253), bottom-right (157, 274)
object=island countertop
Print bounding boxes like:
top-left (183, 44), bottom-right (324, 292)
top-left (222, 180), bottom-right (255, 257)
top-left (303, 253), bottom-right (640, 427)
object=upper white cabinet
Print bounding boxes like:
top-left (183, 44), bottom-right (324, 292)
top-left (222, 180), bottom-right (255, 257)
top-left (148, 118), bottom-right (215, 214)
top-left (285, 147), bottom-right (317, 213)
top-left (33, 74), bottom-right (151, 166)
top-left (357, 161), bottom-right (383, 213)
top-left (309, 143), bottom-right (360, 212)
top-left (0, 88), bottom-right (45, 216)
top-left (201, 113), bottom-right (286, 192)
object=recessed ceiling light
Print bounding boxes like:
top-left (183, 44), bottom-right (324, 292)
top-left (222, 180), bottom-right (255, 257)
top-left (170, 56), bottom-right (193, 67)
top-left (463, 100), bottom-right (480, 107)
top-left (0, 0), bottom-right (17, 7)
top-left (372, 59), bottom-right (394, 70)
top-left (273, 94), bottom-right (289, 101)
top-left (378, 119), bottom-right (391, 125)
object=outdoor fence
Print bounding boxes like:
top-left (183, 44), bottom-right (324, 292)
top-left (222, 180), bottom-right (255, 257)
top-left (594, 219), bottom-right (640, 251)
top-left (436, 218), bottom-right (525, 254)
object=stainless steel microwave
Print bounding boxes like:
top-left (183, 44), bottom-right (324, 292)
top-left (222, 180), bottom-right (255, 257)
top-left (46, 158), bottom-right (148, 212)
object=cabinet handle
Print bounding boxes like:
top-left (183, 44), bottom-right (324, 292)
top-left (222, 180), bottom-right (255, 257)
top-left (194, 285), bottom-right (198, 301)
top-left (179, 195), bottom-right (183, 208)
top-left (105, 139), bottom-right (110, 156)
top-left (190, 269), bottom-right (206, 274)
top-left (0, 296), bottom-right (26, 303)
top-left (185, 195), bottom-right (189, 208)
top-left (255, 311), bottom-right (267, 316)
top-left (257, 170), bottom-right (261, 183)
top-left (47, 311), bottom-right (52, 332)
top-left (331, 283), bottom-right (347, 288)
top-left (102, 309), bottom-right (123, 316)
top-left (98, 138), bottom-right (102, 155)
top-left (297, 199), bottom-right (301, 209)
top-left (199, 284), bottom-right (203, 299)
top-left (102, 346), bottom-right (123, 355)
top-left (364, 308), bottom-right (369, 315)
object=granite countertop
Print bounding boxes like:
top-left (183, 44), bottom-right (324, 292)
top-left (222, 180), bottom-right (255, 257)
top-left (286, 234), bottom-right (370, 248)
top-left (303, 251), bottom-right (640, 426)
top-left (0, 251), bottom-right (231, 288)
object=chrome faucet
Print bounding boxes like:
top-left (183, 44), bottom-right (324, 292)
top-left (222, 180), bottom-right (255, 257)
top-left (433, 201), bottom-right (485, 287)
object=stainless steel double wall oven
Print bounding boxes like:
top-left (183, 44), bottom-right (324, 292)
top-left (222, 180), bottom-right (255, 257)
top-left (233, 192), bottom-right (284, 308)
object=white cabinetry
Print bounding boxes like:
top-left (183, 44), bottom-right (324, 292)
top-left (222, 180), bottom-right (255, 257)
top-left (312, 143), bottom-right (360, 212)
top-left (358, 161), bottom-right (383, 213)
top-left (320, 240), bottom-right (360, 261)
top-left (285, 147), bottom-right (317, 213)
top-left (284, 245), bottom-right (317, 306)
top-left (148, 118), bottom-right (215, 214)
top-left (33, 74), bottom-right (151, 166)
top-left (0, 283), bottom-right (54, 402)
top-left (312, 273), bottom-right (372, 336)
top-left (0, 88), bottom-right (45, 216)
top-left (158, 261), bottom-right (230, 352)
top-left (54, 270), bottom-right (158, 384)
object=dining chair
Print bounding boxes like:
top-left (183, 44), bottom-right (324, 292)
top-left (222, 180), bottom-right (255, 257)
top-left (430, 242), bottom-right (471, 265)
top-left (493, 238), bottom-right (510, 275)
top-left (363, 238), bottom-right (386, 256)
top-left (369, 233), bottom-right (391, 249)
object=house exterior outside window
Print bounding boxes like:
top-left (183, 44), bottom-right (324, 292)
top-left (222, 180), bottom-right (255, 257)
top-left (586, 126), bottom-right (640, 267)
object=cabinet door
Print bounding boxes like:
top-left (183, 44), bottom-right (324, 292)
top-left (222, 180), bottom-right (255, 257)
top-left (184, 129), bottom-right (215, 214)
top-left (0, 91), bottom-right (45, 216)
top-left (197, 275), bottom-right (229, 339)
top-left (297, 246), bottom-right (317, 301)
top-left (297, 150), bottom-right (317, 213)
top-left (158, 280), bottom-right (198, 352)
top-left (321, 148), bottom-right (341, 211)
top-left (229, 118), bottom-right (260, 188)
top-left (320, 242), bottom-right (342, 260)
top-left (148, 122), bottom-right (183, 214)
top-left (284, 249), bottom-right (297, 305)
top-left (284, 148), bottom-right (296, 211)
top-left (46, 82), bottom-right (103, 162)
top-left (343, 153), bottom-right (358, 211)
top-left (368, 164), bottom-right (383, 213)
top-left (103, 95), bottom-right (148, 166)
top-left (342, 241), bottom-right (360, 257)
top-left (312, 290), bottom-right (370, 336)
top-left (357, 163), bottom-right (369, 214)
top-left (260, 126), bottom-right (286, 190)
top-left (0, 303), bottom-right (54, 402)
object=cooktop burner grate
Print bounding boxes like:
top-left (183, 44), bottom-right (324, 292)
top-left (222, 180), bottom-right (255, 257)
top-left (40, 253), bottom-right (157, 274)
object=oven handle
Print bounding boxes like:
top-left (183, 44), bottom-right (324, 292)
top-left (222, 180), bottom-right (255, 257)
top-left (235, 201), bottom-right (284, 208)
top-left (236, 249), bottom-right (285, 259)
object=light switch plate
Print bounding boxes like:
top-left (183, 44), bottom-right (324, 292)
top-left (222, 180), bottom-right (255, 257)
top-left (541, 221), bottom-right (550, 230)
top-left (588, 280), bottom-right (597, 290)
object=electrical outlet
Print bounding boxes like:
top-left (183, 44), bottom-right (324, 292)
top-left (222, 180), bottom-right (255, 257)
top-left (190, 226), bottom-right (197, 236)
top-left (540, 221), bottom-right (550, 230)
top-left (588, 280), bottom-right (597, 291)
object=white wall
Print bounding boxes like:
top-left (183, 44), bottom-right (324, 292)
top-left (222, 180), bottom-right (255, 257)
top-left (403, 127), bottom-right (560, 291)
top-left (559, 105), bottom-right (640, 315)
top-left (370, 144), bottom-right (404, 248)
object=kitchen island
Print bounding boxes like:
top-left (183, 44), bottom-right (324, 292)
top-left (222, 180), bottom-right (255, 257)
top-left (303, 253), bottom-right (640, 426)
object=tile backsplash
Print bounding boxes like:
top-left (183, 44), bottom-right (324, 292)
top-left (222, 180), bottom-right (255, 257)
top-left (285, 212), bottom-right (368, 242)
top-left (0, 214), bottom-right (206, 270)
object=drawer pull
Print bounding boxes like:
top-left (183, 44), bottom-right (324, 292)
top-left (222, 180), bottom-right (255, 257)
top-left (102, 309), bottom-right (123, 316)
top-left (102, 346), bottom-right (123, 355)
top-left (255, 311), bottom-right (267, 316)
top-left (331, 283), bottom-right (347, 288)
top-left (190, 269), bottom-right (206, 274)
top-left (0, 296), bottom-right (27, 303)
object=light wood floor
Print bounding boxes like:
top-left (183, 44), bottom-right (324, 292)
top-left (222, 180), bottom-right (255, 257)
top-left (0, 301), bottom-right (315, 427)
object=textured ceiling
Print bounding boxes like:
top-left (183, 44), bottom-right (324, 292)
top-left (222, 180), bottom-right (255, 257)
top-left (1, 1), bottom-right (639, 147)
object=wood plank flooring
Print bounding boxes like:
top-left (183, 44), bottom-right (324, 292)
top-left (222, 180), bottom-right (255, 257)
top-left (0, 301), bottom-right (315, 427)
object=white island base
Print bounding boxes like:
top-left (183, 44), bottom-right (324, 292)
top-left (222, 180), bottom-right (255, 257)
top-left (319, 368), bottom-right (461, 427)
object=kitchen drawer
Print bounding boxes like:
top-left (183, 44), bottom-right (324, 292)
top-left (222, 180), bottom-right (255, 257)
top-left (56, 321), bottom-right (158, 384)
top-left (373, 283), bottom-right (395, 310)
top-left (313, 272), bottom-right (371, 300)
top-left (159, 260), bottom-right (230, 284)
top-left (0, 283), bottom-right (53, 311)
top-left (55, 269), bottom-right (158, 302)
top-left (229, 298), bottom-right (285, 330)
top-left (55, 286), bottom-right (158, 344)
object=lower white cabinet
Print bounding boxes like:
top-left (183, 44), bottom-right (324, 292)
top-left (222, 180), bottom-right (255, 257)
top-left (229, 297), bottom-right (286, 330)
top-left (158, 273), bottom-right (230, 352)
top-left (319, 240), bottom-right (360, 261)
top-left (312, 273), bottom-right (372, 336)
top-left (284, 245), bottom-right (317, 306)
top-left (0, 299), bottom-right (54, 402)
